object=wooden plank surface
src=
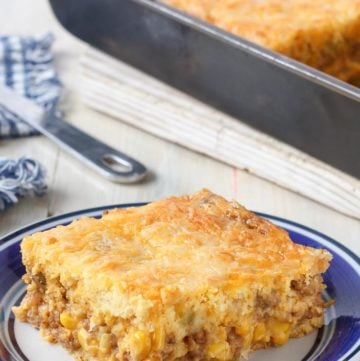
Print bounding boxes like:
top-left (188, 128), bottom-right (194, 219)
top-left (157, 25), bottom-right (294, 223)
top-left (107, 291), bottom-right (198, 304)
top-left (81, 48), bottom-right (360, 218)
top-left (0, 0), bottom-right (359, 254)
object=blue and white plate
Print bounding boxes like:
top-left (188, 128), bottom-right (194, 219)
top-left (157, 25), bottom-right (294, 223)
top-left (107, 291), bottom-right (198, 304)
top-left (0, 204), bottom-right (359, 361)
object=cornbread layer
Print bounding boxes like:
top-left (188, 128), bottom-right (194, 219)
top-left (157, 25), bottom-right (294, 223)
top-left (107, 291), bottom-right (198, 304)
top-left (162, 0), bottom-right (360, 84)
top-left (13, 189), bottom-right (332, 361)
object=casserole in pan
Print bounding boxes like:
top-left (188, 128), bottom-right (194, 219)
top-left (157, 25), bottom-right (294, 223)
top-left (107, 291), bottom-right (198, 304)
top-left (162, 0), bottom-right (360, 85)
top-left (48, 0), bottom-right (360, 178)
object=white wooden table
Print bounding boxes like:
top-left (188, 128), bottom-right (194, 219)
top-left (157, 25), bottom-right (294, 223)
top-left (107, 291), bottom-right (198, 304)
top-left (0, 0), bottom-right (359, 255)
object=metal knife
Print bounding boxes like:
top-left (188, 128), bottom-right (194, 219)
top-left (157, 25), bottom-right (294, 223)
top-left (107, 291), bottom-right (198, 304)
top-left (0, 85), bottom-right (147, 183)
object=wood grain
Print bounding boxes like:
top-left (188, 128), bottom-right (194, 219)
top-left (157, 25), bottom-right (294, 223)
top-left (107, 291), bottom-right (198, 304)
top-left (81, 48), bottom-right (360, 219)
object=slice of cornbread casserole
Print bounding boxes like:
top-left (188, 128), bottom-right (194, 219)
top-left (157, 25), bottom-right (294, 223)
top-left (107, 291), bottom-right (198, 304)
top-left (13, 189), bottom-right (332, 361)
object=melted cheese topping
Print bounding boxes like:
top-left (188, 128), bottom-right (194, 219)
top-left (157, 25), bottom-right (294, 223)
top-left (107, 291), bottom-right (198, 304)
top-left (22, 189), bottom-right (331, 303)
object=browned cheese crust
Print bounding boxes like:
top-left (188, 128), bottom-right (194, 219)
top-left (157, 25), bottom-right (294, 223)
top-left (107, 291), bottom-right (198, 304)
top-left (162, 0), bottom-right (360, 85)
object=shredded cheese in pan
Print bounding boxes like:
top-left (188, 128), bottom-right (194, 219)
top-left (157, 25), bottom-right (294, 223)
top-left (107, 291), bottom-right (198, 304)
top-left (162, 0), bottom-right (360, 85)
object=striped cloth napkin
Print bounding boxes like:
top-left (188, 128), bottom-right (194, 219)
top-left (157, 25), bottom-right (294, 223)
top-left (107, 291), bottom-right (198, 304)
top-left (0, 33), bottom-right (61, 211)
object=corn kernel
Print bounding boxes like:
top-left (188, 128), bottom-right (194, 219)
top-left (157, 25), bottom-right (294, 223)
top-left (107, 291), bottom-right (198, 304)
top-left (111, 323), bottom-right (124, 337)
top-left (272, 332), bottom-right (289, 346)
top-left (88, 345), bottom-right (98, 356)
top-left (130, 330), bottom-right (152, 360)
top-left (269, 320), bottom-right (290, 346)
top-left (60, 312), bottom-right (77, 330)
top-left (99, 333), bottom-right (112, 354)
top-left (153, 324), bottom-right (165, 350)
top-left (253, 322), bottom-right (267, 342)
top-left (77, 328), bottom-right (89, 349)
top-left (269, 320), bottom-right (290, 333)
top-left (105, 314), bottom-right (116, 327)
top-left (235, 319), bottom-right (251, 336)
top-left (99, 326), bottom-right (111, 333)
top-left (217, 327), bottom-right (227, 340)
top-left (207, 341), bottom-right (231, 360)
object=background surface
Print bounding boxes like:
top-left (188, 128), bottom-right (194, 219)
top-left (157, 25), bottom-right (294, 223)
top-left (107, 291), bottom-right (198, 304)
top-left (0, 0), bottom-right (359, 255)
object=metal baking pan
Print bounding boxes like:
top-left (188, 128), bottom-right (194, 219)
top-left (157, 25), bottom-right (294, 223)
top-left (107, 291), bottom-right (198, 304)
top-left (48, 0), bottom-right (360, 178)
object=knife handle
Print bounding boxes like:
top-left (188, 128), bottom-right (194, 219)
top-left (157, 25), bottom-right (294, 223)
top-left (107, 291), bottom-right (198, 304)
top-left (39, 112), bottom-right (147, 183)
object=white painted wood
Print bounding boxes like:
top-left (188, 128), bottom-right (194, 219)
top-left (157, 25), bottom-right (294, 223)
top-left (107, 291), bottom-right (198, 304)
top-left (0, 0), bottom-right (359, 257)
top-left (80, 48), bottom-right (360, 219)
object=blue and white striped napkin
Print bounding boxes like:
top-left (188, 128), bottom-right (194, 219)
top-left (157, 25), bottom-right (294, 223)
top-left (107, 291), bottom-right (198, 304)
top-left (0, 33), bottom-right (61, 137)
top-left (0, 157), bottom-right (46, 211)
top-left (0, 33), bottom-right (61, 211)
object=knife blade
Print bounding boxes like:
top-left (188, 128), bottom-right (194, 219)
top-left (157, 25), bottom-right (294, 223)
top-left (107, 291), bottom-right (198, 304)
top-left (0, 85), bottom-right (148, 183)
